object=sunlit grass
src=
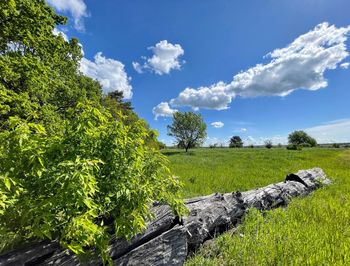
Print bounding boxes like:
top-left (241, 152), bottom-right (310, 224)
top-left (163, 148), bottom-right (350, 265)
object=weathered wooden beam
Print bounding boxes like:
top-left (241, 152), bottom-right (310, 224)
top-left (0, 168), bottom-right (331, 266)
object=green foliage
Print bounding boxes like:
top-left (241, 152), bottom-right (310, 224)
top-left (288, 130), bottom-right (317, 147)
top-left (0, 0), bottom-right (102, 135)
top-left (0, 0), bottom-right (185, 263)
top-left (229, 136), bottom-right (243, 148)
top-left (166, 148), bottom-right (350, 265)
top-left (0, 104), bottom-right (185, 262)
top-left (167, 112), bottom-right (207, 152)
top-left (286, 144), bottom-right (302, 150)
top-left (332, 143), bottom-right (340, 148)
top-left (264, 139), bottom-right (273, 149)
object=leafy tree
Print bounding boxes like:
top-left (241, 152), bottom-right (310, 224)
top-left (229, 136), bottom-right (243, 148)
top-left (0, 0), bottom-right (102, 134)
top-left (288, 130), bottom-right (317, 147)
top-left (265, 140), bottom-right (273, 149)
top-left (0, 0), bottom-right (185, 263)
top-left (0, 103), bottom-right (185, 262)
top-left (167, 112), bottom-right (207, 152)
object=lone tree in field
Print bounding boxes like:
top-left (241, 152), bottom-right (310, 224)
top-left (288, 130), bottom-right (317, 147)
top-left (167, 112), bottom-right (207, 152)
top-left (265, 139), bottom-right (273, 149)
top-left (229, 136), bottom-right (243, 148)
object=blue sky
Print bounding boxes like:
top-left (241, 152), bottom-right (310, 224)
top-left (48, 0), bottom-right (350, 145)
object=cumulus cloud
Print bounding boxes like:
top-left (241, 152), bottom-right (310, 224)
top-left (170, 82), bottom-right (234, 110)
top-left (340, 62), bottom-right (349, 69)
top-left (211, 121), bottom-right (224, 128)
top-left (80, 52), bottom-right (133, 99)
top-left (231, 22), bottom-right (350, 98)
top-left (152, 102), bottom-right (178, 120)
top-left (133, 40), bottom-right (184, 75)
top-left (47, 0), bottom-right (88, 31)
top-left (164, 22), bottom-right (350, 111)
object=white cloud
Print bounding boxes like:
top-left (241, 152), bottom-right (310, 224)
top-left (80, 52), bottom-right (133, 99)
top-left (132, 62), bottom-right (143, 74)
top-left (170, 82), bottom-right (234, 110)
top-left (304, 119), bottom-right (350, 143)
top-left (340, 62), bottom-right (349, 69)
top-left (152, 102), bottom-right (178, 120)
top-left (231, 22), bottom-right (350, 98)
top-left (211, 121), bottom-right (224, 128)
top-left (233, 127), bottom-right (248, 133)
top-left (47, 0), bottom-right (88, 31)
top-left (133, 40), bottom-right (185, 75)
top-left (204, 137), bottom-right (227, 147)
top-left (162, 22), bottom-right (350, 111)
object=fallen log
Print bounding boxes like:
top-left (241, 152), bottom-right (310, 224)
top-left (0, 167), bottom-right (331, 266)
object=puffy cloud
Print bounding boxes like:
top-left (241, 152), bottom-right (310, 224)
top-left (231, 22), bottom-right (350, 97)
top-left (47, 0), bottom-right (88, 31)
top-left (163, 22), bottom-right (350, 111)
top-left (152, 102), bottom-right (178, 120)
top-left (340, 62), bottom-right (349, 69)
top-left (211, 121), bottom-right (224, 128)
top-left (80, 52), bottom-right (133, 99)
top-left (133, 40), bottom-right (184, 75)
top-left (170, 82), bottom-right (234, 110)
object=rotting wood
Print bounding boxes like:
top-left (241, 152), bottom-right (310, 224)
top-left (0, 167), bottom-right (331, 266)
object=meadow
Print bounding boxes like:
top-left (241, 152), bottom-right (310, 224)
top-left (163, 148), bottom-right (350, 265)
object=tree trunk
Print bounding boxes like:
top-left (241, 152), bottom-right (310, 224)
top-left (0, 168), bottom-right (331, 266)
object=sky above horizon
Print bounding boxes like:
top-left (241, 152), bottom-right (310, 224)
top-left (48, 0), bottom-right (350, 146)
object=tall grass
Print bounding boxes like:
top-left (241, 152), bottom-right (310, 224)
top-left (163, 148), bottom-right (350, 265)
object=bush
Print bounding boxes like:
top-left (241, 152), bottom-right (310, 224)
top-left (0, 103), bottom-right (185, 263)
top-left (265, 140), bottom-right (273, 149)
top-left (286, 144), bottom-right (302, 150)
top-left (332, 143), bottom-right (340, 148)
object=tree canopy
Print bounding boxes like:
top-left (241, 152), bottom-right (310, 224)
top-left (229, 136), bottom-right (243, 148)
top-left (167, 112), bottom-right (207, 152)
top-left (288, 130), bottom-right (317, 147)
top-left (0, 0), bottom-right (185, 263)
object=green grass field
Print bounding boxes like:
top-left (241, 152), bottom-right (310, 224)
top-left (163, 148), bottom-right (350, 265)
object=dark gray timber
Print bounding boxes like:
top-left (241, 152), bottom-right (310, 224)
top-left (0, 168), bottom-right (331, 266)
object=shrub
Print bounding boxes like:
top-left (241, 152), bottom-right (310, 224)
top-left (0, 103), bottom-right (185, 263)
top-left (286, 144), bottom-right (302, 150)
top-left (265, 140), bottom-right (273, 149)
top-left (332, 143), bottom-right (340, 148)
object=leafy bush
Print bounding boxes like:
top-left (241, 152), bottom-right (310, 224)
top-left (332, 143), bottom-right (340, 148)
top-left (0, 103), bottom-right (185, 263)
top-left (286, 144), bottom-right (302, 150)
top-left (265, 140), bottom-right (273, 149)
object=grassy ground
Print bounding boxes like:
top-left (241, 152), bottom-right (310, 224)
top-left (162, 148), bottom-right (350, 265)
